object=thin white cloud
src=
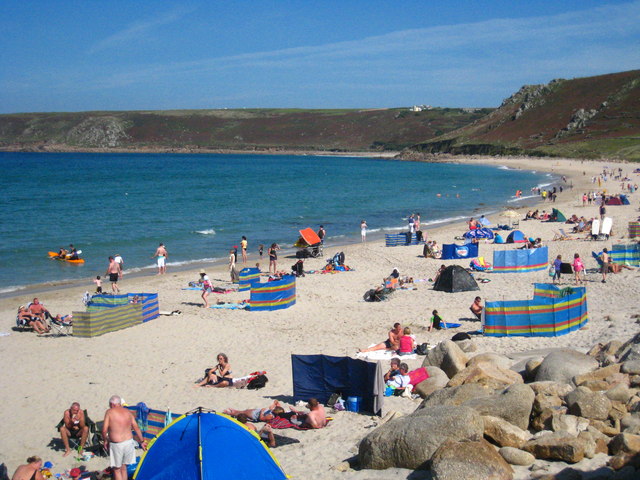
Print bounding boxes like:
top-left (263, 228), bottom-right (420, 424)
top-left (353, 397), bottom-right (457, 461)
top-left (89, 0), bottom-right (640, 90)
top-left (88, 7), bottom-right (193, 54)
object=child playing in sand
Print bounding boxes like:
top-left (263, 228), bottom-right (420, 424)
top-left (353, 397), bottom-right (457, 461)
top-left (93, 275), bottom-right (102, 293)
top-left (429, 309), bottom-right (443, 331)
top-left (572, 253), bottom-right (585, 285)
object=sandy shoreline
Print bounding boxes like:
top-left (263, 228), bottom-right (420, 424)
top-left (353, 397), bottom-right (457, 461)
top-left (1, 156), bottom-right (639, 479)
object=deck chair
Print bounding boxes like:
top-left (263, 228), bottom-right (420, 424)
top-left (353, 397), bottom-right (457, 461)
top-left (598, 217), bottom-right (612, 241)
top-left (50, 315), bottom-right (72, 336)
top-left (125, 404), bottom-right (180, 441)
top-left (15, 314), bottom-right (34, 332)
top-left (55, 410), bottom-right (100, 454)
top-left (590, 219), bottom-right (601, 240)
top-left (553, 230), bottom-right (569, 241)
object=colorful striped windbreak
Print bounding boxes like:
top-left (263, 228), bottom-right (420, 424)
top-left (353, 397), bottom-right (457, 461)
top-left (629, 222), bottom-right (640, 239)
top-left (88, 293), bottom-right (159, 323)
top-left (239, 268), bottom-right (262, 291)
top-left (610, 244), bottom-right (640, 267)
top-left (492, 246), bottom-right (548, 273)
top-left (483, 283), bottom-right (588, 337)
top-left (250, 275), bottom-right (296, 311)
top-left (73, 303), bottom-right (143, 338)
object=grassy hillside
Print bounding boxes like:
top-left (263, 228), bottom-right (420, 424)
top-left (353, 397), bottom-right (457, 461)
top-left (408, 70), bottom-right (640, 161)
top-left (0, 107), bottom-right (490, 153)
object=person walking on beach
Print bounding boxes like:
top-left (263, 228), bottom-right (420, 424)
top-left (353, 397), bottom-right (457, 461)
top-left (229, 249), bottom-right (239, 283)
top-left (114, 254), bottom-right (124, 276)
top-left (360, 220), bottom-right (367, 242)
top-left (600, 248), bottom-right (610, 283)
top-left (268, 243), bottom-right (279, 274)
top-left (317, 225), bottom-right (326, 244)
top-left (106, 256), bottom-right (121, 294)
top-left (102, 395), bottom-right (147, 480)
top-left (153, 243), bottom-right (168, 275)
top-left (200, 270), bottom-right (213, 308)
top-left (573, 253), bottom-right (585, 285)
top-left (553, 255), bottom-right (562, 284)
top-left (241, 236), bottom-right (248, 264)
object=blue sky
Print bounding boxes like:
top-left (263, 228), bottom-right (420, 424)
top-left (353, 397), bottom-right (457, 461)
top-left (1, 1), bottom-right (638, 113)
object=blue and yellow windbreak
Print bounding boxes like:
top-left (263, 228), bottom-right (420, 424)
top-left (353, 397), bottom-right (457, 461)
top-left (484, 283), bottom-right (587, 337)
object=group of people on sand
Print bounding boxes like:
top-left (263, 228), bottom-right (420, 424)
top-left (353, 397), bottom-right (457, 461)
top-left (357, 322), bottom-right (417, 355)
top-left (224, 398), bottom-right (328, 440)
top-left (17, 297), bottom-right (71, 334)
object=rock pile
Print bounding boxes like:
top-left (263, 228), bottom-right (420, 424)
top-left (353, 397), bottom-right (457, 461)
top-left (356, 332), bottom-right (640, 479)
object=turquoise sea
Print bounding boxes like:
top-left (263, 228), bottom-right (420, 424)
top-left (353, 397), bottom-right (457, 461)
top-left (0, 152), bottom-right (553, 293)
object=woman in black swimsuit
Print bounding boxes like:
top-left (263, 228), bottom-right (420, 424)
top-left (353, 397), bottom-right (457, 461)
top-left (268, 243), bottom-right (279, 274)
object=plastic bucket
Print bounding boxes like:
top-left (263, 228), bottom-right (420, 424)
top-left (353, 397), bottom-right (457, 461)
top-left (346, 396), bottom-right (361, 412)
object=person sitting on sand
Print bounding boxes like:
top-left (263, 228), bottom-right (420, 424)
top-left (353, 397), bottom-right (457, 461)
top-left (397, 327), bottom-right (415, 356)
top-left (468, 217), bottom-right (478, 230)
top-left (17, 306), bottom-right (49, 334)
top-left (11, 455), bottom-right (45, 480)
top-left (59, 402), bottom-right (89, 457)
top-left (358, 323), bottom-right (403, 353)
top-left (383, 358), bottom-right (401, 382)
top-left (223, 400), bottom-right (281, 423)
top-left (470, 296), bottom-right (483, 320)
top-left (429, 309), bottom-right (443, 331)
top-left (236, 413), bottom-right (276, 447)
top-left (386, 363), bottom-right (410, 389)
top-left (288, 398), bottom-right (327, 429)
top-left (432, 264), bottom-right (446, 283)
top-left (197, 353), bottom-right (233, 387)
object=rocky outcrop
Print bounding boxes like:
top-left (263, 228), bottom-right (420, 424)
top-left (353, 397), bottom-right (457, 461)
top-left (414, 366), bottom-right (449, 399)
top-left (522, 432), bottom-right (586, 463)
top-left (566, 386), bottom-right (613, 421)
top-left (65, 116), bottom-right (131, 147)
top-left (447, 361), bottom-right (523, 390)
top-left (463, 384), bottom-right (535, 430)
top-left (422, 340), bottom-right (468, 378)
top-left (358, 406), bottom-right (483, 470)
top-left (535, 349), bottom-right (599, 384)
top-left (482, 415), bottom-right (531, 448)
top-left (431, 439), bottom-right (514, 480)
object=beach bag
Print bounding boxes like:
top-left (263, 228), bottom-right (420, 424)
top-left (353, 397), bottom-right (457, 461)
top-left (548, 265), bottom-right (556, 277)
top-left (415, 343), bottom-right (429, 355)
top-left (247, 374), bottom-right (268, 390)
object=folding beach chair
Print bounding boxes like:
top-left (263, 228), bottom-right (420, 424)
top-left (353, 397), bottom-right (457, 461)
top-left (552, 230), bottom-right (569, 241)
top-left (55, 410), bottom-right (100, 454)
top-left (50, 315), bottom-right (72, 336)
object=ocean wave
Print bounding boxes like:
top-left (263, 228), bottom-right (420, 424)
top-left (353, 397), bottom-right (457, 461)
top-left (124, 257), bottom-right (223, 273)
top-left (508, 194), bottom-right (537, 203)
top-left (0, 285), bottom-right (27, 294)
top-left (498, 165), bottom-right (510, 170)
top-left (423, 215), bottom-right (469, 226)
top-left (195, 229), bottom-right (216, 235)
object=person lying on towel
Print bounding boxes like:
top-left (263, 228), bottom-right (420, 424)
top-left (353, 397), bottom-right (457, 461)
top-left (236, 413), bottom-right (276, 447)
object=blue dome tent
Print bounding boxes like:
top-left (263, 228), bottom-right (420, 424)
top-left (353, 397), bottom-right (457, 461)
top-left (133, 408), bottom-right (287, 480)
top-left (506, 230), bottom-right (526, 243)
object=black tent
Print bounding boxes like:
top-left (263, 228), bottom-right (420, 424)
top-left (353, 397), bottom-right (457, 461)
top-left (433, 265), bottom-right (480, 293)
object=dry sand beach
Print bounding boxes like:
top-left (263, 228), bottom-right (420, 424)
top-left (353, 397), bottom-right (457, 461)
top-left (1, 157), bottom-right (639, 479)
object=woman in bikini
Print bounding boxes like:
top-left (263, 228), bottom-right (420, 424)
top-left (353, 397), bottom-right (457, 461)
top-left (197, 353), bottom-right (233, 387)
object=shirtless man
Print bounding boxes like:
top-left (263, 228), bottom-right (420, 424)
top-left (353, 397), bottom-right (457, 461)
top-left (600, 248), bottom-right (610, 283)
top-left (60, 402), bottom-right (89, 456)
top-left (291, 398), bottom-right (327, 429)
top-left (11, 456), bottom-right (44, 480)
top-left (153, 243), bottom-right (168, 275)
top-left (102, 395), bottom-right (147, 480)
top-left (28, 298), bottom-right (52, 323)
top-left (358, 323), bottom-right (403, 353)
top-left (470, 296), bottom-right (483, 320)
top-left (105, 257), bottom-right (122, 294)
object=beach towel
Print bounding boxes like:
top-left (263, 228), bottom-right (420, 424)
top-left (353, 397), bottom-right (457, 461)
top-left (441, 322), bottom-right (462, 329)
top-left (209, 303), bottom-right (248, 310)
top-left (268, 416), bottom-right (332, 430)
top-left (356, 350), bottom-right (417, 361)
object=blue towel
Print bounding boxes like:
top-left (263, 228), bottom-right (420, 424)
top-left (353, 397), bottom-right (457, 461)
top-left (136, 402), bottom-right (149, 432)
top-left (442, 322), bottom-right (462, 328)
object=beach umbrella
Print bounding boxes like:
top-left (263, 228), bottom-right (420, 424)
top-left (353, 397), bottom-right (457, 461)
top-left (500, 210), bottom-right (520, 225)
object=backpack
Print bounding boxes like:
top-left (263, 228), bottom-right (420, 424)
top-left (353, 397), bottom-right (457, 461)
top-left (247, 374), bottom-right (268, 390)
top-left (415, 343), bottom-right (429, 355)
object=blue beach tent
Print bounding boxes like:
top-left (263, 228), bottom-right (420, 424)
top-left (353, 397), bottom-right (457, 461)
top-left (494, 234), bottom-right (505, 244)
top-left (506, 230), bottom-right (526, 243)
top-left (133, 408), bottom-right (287, 480)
